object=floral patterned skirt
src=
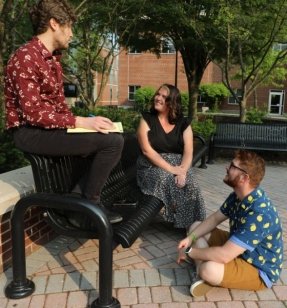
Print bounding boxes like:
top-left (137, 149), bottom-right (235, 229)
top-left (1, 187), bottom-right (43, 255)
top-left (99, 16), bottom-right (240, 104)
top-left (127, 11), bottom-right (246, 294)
top-left (137, 154), bottom-right (206, 228)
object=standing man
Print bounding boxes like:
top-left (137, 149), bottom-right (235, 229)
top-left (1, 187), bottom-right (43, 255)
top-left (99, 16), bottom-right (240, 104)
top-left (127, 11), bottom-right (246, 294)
top-left (177, 150), bottom-right (283, 297)
top-left (4, 0), bottom-right (124, 223)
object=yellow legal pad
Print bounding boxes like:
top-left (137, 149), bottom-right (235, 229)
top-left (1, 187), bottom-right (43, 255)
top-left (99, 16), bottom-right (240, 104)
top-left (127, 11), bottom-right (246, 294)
top-left (67, 122), bottom-right (123, 133)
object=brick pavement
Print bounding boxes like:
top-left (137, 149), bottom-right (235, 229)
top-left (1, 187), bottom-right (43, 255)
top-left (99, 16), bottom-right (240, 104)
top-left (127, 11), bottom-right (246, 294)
top-left (0, 160), bottom-right (286, 307)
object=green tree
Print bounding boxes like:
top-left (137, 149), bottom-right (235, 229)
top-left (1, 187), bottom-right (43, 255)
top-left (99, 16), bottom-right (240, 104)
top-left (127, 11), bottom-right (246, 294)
top-left (211, 0), bottom-right (287, 122)
top-left (0, 0), bottom-right (33, 172)
top-left (62, 1), bottom-right (119, 107)
top-left (199, 83), bottom-right (230, 110)
top-left (93, 1), bottom-right (287, 122)
top-left (63, 0), bottom-right (148, 108)
top-left (0, 0), bottom-right (33, 130)
top-left (91, 0), bottom-right (225, 121)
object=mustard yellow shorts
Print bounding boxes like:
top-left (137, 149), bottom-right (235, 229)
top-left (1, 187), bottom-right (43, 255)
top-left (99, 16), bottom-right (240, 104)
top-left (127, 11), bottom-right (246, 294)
top-left (207, 228), bottom-right (267, 290)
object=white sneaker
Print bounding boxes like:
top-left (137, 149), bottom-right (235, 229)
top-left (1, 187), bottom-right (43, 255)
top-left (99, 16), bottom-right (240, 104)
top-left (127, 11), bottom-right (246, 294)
top-left (190, 279), bottom-right (213, 297)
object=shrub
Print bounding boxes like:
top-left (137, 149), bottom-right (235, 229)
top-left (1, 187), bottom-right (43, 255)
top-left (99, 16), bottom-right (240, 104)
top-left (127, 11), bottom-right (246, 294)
top-left (72, 106), bottom-right (140, 133)
top-left (191, 118), bottom-right (216, 139)
top-left (246, 107), bottom-right (267, 124)
top-left (0, 105), bottom-right (28, 173)
top-left (0, 131), bottom-right (28, 173)
top-left (181, 91), bottom-right (189, 115)
top-left (134, 87), bottom-right (155, 112)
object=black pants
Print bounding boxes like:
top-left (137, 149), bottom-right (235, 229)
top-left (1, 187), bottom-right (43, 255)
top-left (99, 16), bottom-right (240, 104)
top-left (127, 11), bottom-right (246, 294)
top-left (13, 127), bottom-right (124, 200)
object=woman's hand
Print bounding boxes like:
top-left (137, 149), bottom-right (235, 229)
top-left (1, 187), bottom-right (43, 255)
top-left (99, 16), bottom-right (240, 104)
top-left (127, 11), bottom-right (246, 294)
top-left (175, 174), bottom-right (186, 188)
top-left (172, 166), bottom-right (187, 188)
top-left (171, 165), bottom-right (186, 176)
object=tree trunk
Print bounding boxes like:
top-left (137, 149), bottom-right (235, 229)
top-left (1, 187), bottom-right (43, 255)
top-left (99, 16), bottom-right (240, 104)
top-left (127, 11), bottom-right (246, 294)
top-left (187, 79), bottom-right (199, 121)
top-left (94, 53), bottom-right (115, 106)
top-left (179, 44), bottom-right (209, 122)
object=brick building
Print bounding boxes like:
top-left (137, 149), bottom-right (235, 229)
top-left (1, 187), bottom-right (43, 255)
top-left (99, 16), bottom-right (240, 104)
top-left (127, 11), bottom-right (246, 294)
top-left (91, 48), bottom-right (286, 116)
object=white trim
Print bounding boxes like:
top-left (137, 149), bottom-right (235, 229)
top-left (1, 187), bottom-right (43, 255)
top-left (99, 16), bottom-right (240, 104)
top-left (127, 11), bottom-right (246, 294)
top-left (268, 90), bottom-right (285, 115)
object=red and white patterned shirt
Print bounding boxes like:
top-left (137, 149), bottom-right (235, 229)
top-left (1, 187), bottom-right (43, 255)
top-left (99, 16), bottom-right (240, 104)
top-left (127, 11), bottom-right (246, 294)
top-left (5, 36), bottom-right (76, 129)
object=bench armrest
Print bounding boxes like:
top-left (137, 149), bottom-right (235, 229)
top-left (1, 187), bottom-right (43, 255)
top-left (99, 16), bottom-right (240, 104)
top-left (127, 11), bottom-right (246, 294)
top-left (193, 134), bottom-right (208, 168)
top-left (194, 133), bottom-right (207, 145)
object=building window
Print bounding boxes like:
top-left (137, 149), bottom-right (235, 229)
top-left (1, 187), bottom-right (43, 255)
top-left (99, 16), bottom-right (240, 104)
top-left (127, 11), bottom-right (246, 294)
top-left (228, 89), bottom-right (242, 104)
top-left (161, 38), bottom-right (176, 54)
top-left (128, 85), bottom-right (141, 101)
top-left (273, 43), bottom-right (287, 51)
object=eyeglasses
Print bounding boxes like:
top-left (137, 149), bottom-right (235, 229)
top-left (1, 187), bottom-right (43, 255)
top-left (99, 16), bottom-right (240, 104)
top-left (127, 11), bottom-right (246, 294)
top-left (228, 162), bottom-right (248, 174)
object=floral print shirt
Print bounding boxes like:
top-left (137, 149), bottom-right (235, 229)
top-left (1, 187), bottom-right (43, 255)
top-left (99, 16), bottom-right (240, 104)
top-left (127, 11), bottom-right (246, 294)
top-left (5, 37), bottom-right (76, 129)
top-left (220, 187), bottom-right (283, 287)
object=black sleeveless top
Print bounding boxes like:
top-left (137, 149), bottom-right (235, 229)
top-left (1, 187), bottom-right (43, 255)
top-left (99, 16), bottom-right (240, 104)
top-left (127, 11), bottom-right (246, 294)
top-left (142, 112), bottom-right (190, 154)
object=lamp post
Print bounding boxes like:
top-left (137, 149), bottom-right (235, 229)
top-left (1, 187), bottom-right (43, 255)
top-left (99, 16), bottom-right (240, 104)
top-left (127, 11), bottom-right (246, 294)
top-left (175, 49), bottom-right (178, 87)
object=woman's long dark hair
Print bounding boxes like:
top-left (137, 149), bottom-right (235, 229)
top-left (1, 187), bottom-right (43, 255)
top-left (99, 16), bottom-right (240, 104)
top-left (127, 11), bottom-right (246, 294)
top-left (150, 84), bottom-right (183, 124)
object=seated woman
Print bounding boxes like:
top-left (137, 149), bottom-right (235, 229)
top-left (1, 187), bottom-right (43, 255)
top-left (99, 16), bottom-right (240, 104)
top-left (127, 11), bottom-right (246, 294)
top-left (137, 84), bottom-right (206, 229)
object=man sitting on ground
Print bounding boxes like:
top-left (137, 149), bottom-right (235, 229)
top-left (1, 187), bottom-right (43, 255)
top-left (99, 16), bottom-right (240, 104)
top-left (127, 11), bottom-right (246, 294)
top-left (177, 150), bottom-right (283, 297)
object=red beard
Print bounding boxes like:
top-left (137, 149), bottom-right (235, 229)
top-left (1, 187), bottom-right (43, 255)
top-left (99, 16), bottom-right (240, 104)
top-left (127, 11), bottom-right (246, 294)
top-left (223, 174), bottom-right (241, 188)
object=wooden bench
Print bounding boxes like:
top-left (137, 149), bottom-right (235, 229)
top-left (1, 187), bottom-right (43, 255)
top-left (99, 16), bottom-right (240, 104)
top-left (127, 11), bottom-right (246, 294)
top-left (208, 122), bottom-right (287, 163)
top-left (5, 132), bottom-right (207, 307)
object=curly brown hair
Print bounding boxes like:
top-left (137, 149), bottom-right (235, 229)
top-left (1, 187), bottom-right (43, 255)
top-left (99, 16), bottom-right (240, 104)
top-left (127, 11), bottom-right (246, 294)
top-left (30, 0), bottom-right (77, 35)
top-left (235, 150), bottom-right (265, 187)
top-left (150, 84), bottom-right (183, 124)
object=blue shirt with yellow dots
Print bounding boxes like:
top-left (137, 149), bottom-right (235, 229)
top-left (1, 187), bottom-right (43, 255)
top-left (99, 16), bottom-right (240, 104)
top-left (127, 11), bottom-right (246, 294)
top-left (220, 187), bottom-right (283, 288)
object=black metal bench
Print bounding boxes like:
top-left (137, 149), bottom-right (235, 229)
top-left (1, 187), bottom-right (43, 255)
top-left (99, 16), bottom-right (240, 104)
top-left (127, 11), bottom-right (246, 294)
top-left (5, 132), bottom-right (207, 307)
top-left (208, 122), bottom-right (287, 163)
